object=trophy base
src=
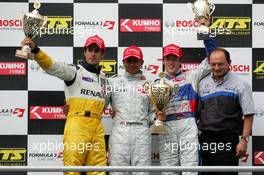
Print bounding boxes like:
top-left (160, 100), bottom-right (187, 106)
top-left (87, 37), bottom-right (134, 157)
top-left (197, 25), bottom-right (210, 40)
top-left (15, 49), bottom-right (34, 60)
top-left (150, 125), bottom-right (168, 135)
top-left (197, 33), bottom-right (210, 40)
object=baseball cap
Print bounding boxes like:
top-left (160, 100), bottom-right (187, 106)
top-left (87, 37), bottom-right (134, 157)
top-left (123, 45), bottom-right (143, 60)
top-left (163, 44), bottom-right (183, 58)
top-left (84, 35), bottom-right (105, 50)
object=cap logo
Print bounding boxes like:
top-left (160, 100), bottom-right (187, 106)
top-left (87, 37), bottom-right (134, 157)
top-left (127, 48), bottom-right (140, 55)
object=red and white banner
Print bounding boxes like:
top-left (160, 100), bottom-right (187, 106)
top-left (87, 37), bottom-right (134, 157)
top-left (254, 151), bottom-right (264, 165)
top-left (146, 65), bottom-right (159, 74)
top-left (120, 19), bottom-right (161, 32)
top-left (0, 62), bottom-right (26, 75)
top-left (30, 106), bottom-right (66, 120)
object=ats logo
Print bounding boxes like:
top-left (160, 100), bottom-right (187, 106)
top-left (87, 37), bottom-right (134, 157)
top-left (254, 152), bottom-right (264, 165)
top-left (0, 108), bottom-right (25, 118)
top-left (253, 61), bottom-right (264, 79)
top-left (0, 62), bottom-right (26, 75)
top-left (120, 19), bottom-right (161, 32)
top-left (99, 60), bottom-right (116, 75)
top-left (30, 106), bottom-right (66, 120)
top-left (0, 148), bottom-right (27, 165)
top-left (40, 16), bottom-right (73, 35)
top-left (210, 17), bottom-right (251, 35)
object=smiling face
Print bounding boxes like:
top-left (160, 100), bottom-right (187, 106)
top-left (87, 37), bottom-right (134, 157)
top-left (84, 44), bottom-right (104, 67)
top-left (123, 57), bottom-right (144, 74)
top-left (209, 50), bottom-right (231, 80)
top-left (163, 54), bottom-right (181, 75)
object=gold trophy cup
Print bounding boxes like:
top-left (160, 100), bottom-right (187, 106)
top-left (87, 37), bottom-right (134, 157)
top-left (15, 0), bottom-right (46, 60)
top-left (143, 72), bottom-right (178, 135)
top-left (191, 0), bottom-right (215, 40)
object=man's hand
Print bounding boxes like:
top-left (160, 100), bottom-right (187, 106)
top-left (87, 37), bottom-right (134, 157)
top-left (156, 111), bottom-right (166, 121)
top-left (236, 139), bottom-right (247, 158)
top-left (196, 16), bottom-right (210, 27)
top-left (21, 37), bottom-right (36, 49)
top-left (110, 110), bottom-right (116, 119)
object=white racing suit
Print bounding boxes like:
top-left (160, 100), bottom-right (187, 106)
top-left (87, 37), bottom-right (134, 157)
top-left (34, 50), bottom-right (107, 175)
top-left (159, 38), bottom-right (216, 175)
top-left (107, 71), bottom-right (154, 175)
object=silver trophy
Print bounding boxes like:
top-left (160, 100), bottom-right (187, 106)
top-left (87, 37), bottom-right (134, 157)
top-left (191, 0), bottom-right (215, 40)
top-left (15, 0), bottom-right (46, 60)
top-left (143, 72), bottom-right (179, 135)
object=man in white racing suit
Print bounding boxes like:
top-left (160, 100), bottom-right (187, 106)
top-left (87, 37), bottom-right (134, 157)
top-left (107, 45), bottom-right (155, 175)
top-left (158, 37), bottom-right (216, 175)
top-left (22, 35), bottom-right (108, 175)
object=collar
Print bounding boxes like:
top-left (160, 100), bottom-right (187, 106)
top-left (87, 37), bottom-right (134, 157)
top-left (123, 71), bottom-right (145, 80)
top-left (175, 68), bottom-right (182, 77)
top-left (80, 61), bottom-right (101, 74)
top-left (165, 68), bottom-right (182, 79)
top-left (211, 71), bottom-right (231, 84)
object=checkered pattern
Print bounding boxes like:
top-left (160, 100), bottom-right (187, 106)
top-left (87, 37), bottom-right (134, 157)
top-left (0, 0), bottom-right (264, 175)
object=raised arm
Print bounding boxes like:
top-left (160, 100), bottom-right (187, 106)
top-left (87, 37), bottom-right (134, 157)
top-left (22, 38), bottom-right (76, 82)
top-left (188, 37), bottom-right (216, 86)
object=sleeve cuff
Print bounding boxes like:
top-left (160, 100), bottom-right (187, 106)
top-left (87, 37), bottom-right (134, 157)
top-left (31, 47), bottom-right (40, 54)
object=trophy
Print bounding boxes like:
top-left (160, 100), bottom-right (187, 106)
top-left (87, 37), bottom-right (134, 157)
top-left (143, 72), bottom-right (179, 135)
top-left (15, 0), bottom-right (46, 60)
top-left (190, 0), bottom-right (215, 40)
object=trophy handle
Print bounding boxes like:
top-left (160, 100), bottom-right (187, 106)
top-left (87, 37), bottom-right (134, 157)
top-left (209, 3), bottom-right (215, 16)
top-left (142, 81), bottom-right (150, 94)
top-left (191, 4), bottom-right (198, 18)
top-left (42, 16), bottom-right (48, 28)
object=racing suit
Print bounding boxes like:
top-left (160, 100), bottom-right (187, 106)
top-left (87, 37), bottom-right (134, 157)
top-left (107, 71), bottom-right (154, 175)
top-left (159, 38), bottom-right (216, 175)
top-left (34, 50), bottom-right (107, 175)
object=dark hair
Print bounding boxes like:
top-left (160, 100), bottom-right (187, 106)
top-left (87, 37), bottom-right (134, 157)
top-left (208, 47), bottom-right (231, 64)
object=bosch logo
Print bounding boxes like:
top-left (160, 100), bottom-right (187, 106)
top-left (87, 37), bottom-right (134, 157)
top-left (175, 20), bottom-right (198, 28)
top-left (230, 64), bottom-right (250, 73)
top-left (0, 19), bottom-right (22, 27)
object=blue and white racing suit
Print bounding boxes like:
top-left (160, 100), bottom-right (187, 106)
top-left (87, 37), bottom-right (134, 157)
top-left (159, 38), bottom-right (216, 175)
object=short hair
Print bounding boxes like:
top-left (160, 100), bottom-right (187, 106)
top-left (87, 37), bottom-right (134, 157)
top-left (208, 47), bottom-right (231, 64)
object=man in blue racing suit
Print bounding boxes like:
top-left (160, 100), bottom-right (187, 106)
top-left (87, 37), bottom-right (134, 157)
top-left (157, 37), bottom-right (216, 175)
